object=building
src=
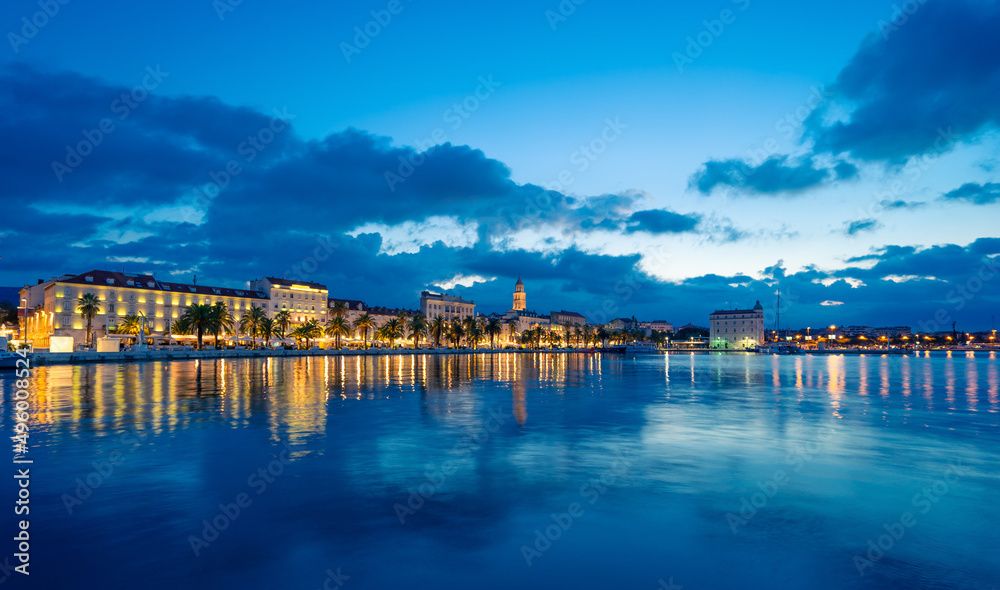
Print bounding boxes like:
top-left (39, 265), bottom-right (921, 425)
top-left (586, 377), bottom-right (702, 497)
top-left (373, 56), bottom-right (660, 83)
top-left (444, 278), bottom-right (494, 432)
top-left (550, 310), bottom-right (587, 327)
top-left (640, 320), bottom-right (674, 334)
top-left (608, 317), bottom-right (638, 331)
top-left (20, 270), bottom-right (269, 348)
top-left (420, 291), bottom-right (476, 321)
top-left (327, 298), bottom-right (366, 326)
top-left (512, 276), bottom-right (526, 311)
top-left (709, 301), bottom-right (765, 349)
top-left (249, 277), bottom-right (328, 325)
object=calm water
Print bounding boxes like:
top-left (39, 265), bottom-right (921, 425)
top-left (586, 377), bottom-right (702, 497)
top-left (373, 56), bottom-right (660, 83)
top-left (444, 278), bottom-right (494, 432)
top-left (2, 352), bottom-right (999, 589)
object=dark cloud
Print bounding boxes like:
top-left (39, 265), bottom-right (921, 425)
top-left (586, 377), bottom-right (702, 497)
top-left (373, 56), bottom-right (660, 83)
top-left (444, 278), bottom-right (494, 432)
top-left (941, 182), bottom-right (1000, 205)
top-left (624, 209), bottom-right (701, 234)
top-left (691, 156), bottom-right (847, 195)
top-left (844, 218), bottom-right (880, 236)
top-left (806, 1), bottom-right (1000, 162)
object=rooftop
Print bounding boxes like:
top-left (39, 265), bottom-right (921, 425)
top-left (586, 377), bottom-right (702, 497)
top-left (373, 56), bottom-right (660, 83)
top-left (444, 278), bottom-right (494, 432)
top-left (55, 270), bottom-right (268, 300)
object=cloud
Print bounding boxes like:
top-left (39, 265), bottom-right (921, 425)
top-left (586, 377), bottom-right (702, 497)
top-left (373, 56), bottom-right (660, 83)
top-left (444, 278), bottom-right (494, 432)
top-left (624, 209), bottom-right (701, 234)
top-left (941, 182), bottom-right (1000, 205)
top-left (691, 156), bottom-right (851, 195)
top-left (878, 199), bottom-right (925, 211)
top-left (806, 1), bottom-right (1000, 162)
top-left (844, 218), bottom-right (881, 236)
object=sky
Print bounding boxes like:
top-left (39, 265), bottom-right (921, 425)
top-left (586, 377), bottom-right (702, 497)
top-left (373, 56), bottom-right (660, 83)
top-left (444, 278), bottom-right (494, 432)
top-left (1, 0), bottom-right (999, 330)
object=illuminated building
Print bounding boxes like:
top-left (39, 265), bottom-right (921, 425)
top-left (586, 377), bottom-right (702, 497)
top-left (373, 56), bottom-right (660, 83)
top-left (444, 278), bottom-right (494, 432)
top-left (709, 301), bottom-right (765, 350)
top-left (420, 291), bottom-right (476, 321)
top-left (19, 270), bottom-right (269, 347)
top-left (249, 277), bottom-right (329, 324)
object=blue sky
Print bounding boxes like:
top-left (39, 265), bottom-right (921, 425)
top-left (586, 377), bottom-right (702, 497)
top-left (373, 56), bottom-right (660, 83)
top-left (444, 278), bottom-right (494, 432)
top-left (2, 0), bottom-right (999, 330)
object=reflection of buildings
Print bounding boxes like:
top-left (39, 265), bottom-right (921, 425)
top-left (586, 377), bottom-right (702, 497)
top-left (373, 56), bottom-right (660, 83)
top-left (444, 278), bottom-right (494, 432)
top-left (709, 301), bottom-right (765, 349)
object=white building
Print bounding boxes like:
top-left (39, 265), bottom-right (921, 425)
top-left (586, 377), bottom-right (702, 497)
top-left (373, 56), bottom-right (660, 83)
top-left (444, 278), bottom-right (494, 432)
top-left (640, 320), bottom-right (674, 334)
top-left (20, 270), bottom-right (269, 348)
top-left (420, 291), bottom-right (475, 321)
top-left (249, 277), bottom-right (328, 325)
top-left (709, 301), bottom-right (765, 349)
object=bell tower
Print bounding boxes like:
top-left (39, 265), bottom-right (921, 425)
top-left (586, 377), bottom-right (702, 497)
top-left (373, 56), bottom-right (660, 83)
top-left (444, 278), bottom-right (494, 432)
top-left (512, 276), bottom-right (526, 311)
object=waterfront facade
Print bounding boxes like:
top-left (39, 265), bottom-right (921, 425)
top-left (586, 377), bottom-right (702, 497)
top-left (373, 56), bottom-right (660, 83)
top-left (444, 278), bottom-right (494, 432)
top-left (709, 301), bottom-right (765, 349)
top-left (249, 277), bottom-right (329, 324)
top-left (20, 270), bottom-right (269, 347)
top-left (420, 291), bottom-right (476, 321)
top-left (551, 310), bottom-right (586, 327)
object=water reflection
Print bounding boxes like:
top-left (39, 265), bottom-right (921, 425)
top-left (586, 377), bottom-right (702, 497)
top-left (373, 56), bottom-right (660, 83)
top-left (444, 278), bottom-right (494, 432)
top-left (2, 352), bottom-right (1000, 590)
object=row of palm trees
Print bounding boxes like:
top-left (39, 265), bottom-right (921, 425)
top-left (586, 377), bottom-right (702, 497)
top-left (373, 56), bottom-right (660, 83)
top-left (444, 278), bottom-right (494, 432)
top-left (77, 292), bottom-right (671, 352)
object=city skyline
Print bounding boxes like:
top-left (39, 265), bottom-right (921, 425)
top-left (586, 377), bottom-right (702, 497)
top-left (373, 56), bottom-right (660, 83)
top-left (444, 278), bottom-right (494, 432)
top-left (2, 0), bottom-right (999, 329)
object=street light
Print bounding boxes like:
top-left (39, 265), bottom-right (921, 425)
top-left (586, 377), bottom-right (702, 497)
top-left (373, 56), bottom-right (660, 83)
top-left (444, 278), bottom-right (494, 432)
top-left (20, 298), bottom-right (27, 344)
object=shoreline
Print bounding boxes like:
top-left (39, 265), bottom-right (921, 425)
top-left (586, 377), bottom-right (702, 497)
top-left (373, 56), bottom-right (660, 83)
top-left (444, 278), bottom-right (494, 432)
top-left (25, 346), bottom-right (992, 366)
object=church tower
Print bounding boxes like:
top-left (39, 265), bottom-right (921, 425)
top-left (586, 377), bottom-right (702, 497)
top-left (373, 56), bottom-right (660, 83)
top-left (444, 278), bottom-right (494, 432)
top-left (512, 276), bottom-right (526, 311)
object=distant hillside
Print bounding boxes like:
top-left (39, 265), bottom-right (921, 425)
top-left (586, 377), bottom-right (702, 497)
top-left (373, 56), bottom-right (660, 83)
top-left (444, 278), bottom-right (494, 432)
top-left (0, 287), bottom-right (20, 305)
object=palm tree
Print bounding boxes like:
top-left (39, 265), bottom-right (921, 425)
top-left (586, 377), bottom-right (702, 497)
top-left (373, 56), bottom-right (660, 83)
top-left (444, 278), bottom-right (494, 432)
top-left (484, 317), bottom-right (502, 349)
top-left (467, 323), bottom-right (483, 349)
top-left (116, 314), bottom-right (146, 344)
top-left (326, 316), bottom-right (350, 348)
top-left (274, 309), bottom-right (292, 339)
top-left (170, 316), bottom-right (193, 337)
top-left (289, 325), bottom-right (306, 349)
top-left (330, 300), bottom-right (348, 319)
top-left (408, 314), bottom-right (427, 349)
top-left (302, 319), bottom-right (323, 348)
top-left (353, 313), bottom-right (375, 350)
top-left (76, 293), bottom-right (101, 348)
top-left (240, 306), bottom-right (267, 349)
top-left (373, 324), bottom-right (388, 347)
top-left (548, 331), bottom-right (562, 348)
top-left (260, 317), bottom-right (275, 348)
top-left (210, 302), bottom-right (234, 348)
top-left (449, 318), bottom-right (465, 348)
top-left (180, 303), bottom-right (215, 350)
top-left (429, 315), bottom-right (447, 348)
top-left (383, 317), bottom-right (404, 348)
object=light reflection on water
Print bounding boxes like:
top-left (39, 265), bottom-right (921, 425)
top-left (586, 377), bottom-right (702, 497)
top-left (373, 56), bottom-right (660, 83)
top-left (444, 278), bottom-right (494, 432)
top-left (1, 352), bottom-right (999, 589)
